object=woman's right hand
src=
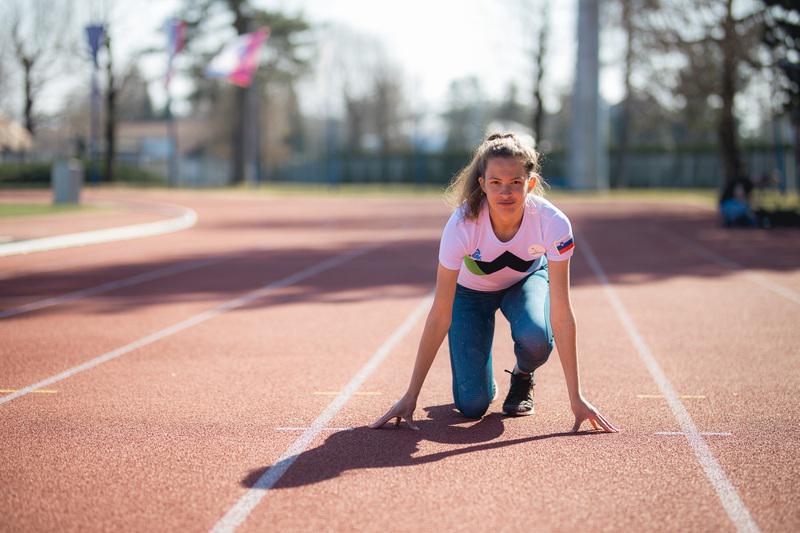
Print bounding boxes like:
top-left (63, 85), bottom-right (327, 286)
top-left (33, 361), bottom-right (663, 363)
top-left (369, 394), bottom-right (419, 430)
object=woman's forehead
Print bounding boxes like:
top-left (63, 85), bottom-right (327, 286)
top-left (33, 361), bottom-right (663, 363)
top-left (484, 157), bottom-right (527, 177)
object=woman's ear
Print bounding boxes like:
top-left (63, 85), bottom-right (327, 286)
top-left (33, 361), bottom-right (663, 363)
top-left (478, 176), bottom-right (486, 194)
top-left (528, 174), bottom-right (538, 192)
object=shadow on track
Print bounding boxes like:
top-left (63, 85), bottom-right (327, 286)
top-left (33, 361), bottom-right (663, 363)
top-left (241, 403), bottom-right (603, 490)
top-left (3, 202), bottom-right (798, 320)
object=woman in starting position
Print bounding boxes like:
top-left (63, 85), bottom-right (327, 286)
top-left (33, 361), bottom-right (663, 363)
top-left (370, 133), bottom-right (617, 432)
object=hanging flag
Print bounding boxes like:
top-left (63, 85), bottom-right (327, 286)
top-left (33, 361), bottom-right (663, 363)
top-left (85, 24), bottom-right (105, 68)
top-left (206, 27), bottom-right (269, 88)
top-left (164, 18), bottom-right (187, 89)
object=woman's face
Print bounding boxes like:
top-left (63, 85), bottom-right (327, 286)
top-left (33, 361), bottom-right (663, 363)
top-left (478, 157), bottom-right (532, 217)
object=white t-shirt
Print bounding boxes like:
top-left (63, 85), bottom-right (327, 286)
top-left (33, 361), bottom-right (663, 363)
top-left (438, 195), bottom-right (575, 291)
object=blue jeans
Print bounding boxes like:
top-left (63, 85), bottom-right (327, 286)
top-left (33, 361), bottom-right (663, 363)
top-left (448, 260), bottom-right (553, 419)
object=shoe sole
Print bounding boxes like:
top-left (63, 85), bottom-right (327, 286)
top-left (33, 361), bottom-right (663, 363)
top-left (490, 379), bottom-right (499, 403)
top-left (502, 408), bottom-right (534, 416)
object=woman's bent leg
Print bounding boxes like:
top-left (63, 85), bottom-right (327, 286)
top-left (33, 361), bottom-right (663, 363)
top-left (500, 267), bottom-right (554, 376)
top-left (448, 285), bottom-right (499, 419)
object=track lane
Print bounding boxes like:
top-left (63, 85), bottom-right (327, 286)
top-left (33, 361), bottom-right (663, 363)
top-left (0, 228), bottom-right (442, 532)
top-left (235, 227), bottom-right (737, 533)
top-left (571, 202), bottom-right (799, 532)
top-left (2, 195), bottom-right (797, 532)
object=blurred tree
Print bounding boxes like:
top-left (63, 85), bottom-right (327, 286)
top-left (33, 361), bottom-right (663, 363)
top-left (496, 83), bottom-right (529, 125)
top-left (372, 64), bottom-right (406, 154)
top-left (95, 4), bottom-right (151, 183)
top-left (319, 25), bottom-right (407, 155)
top-left (117, 65), bottom-right (156, 121)
top-left (3, 0), bottom-right (75, 135)
top-left (284, 80), bottom-right (305, 154)
top-left (443, 76), bottom-right (487, 150)
top-left (515, 0), bottom-right (550, 147)
top-left (640, 0), bottom-right (765, 196)
top-left (329, 26), bottom-right (377, 153)
top-left (343, 91), bottom-right (369, 153)
top-left (605, 0), bottom-right (661, 187)
top-left (762, 0), bottom-right (800, 187)
top-left (180, 1), bottom-right (312, 183)
top-left (0, 39), bottom-right (11, 117)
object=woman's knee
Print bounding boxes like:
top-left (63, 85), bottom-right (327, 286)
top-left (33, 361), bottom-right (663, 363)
top-left (456, 395), bottom-right (491, 419)
top-left (515, 330), bottom-right (554, 370)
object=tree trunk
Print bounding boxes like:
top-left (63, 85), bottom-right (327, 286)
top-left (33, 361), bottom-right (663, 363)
top-left (23, 57), bottom-right (35, 135)
top-left (794, 117), bottom-right (800, 194)
top-left (532, 2), bottom-right (548, 146)
top-left (614, 0), bottom-right (634, 189)
top-left (231, 86), bottom-right (247, 184)
top-left (718, 0), bottom-right (743, 199)
top-left (228, 1), bottom-right (249, 185)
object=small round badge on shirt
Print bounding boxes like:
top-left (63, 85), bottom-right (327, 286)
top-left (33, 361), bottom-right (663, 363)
top-left (528, 244), bottom-right (546, 257)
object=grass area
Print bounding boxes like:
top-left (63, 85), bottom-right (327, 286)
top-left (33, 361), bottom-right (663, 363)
top-left (205, 182), bottom-right (449, 197)
top-left (752, 190), bottom-right (800, 212)
top-left (204, 182), bottom-right (720, 206)
top-left (546, 187), bottom-right (718, 205)
top-left (0, 203), bottom-right (105, 218)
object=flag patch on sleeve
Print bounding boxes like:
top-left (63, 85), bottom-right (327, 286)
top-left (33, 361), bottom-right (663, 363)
top-left (556, 237), bottom-right (575, 255)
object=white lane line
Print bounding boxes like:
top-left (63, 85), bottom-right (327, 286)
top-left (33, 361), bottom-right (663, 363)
top-left (0, 203), bottom-right (197, 257)
top-left (210, 293), bottom-right (433, 533)
top-left (0, 388), bottom-right (57, 394)
top-left (0, 243), bottom-right (381, 407)
top-left (656, 432), bottom-right (732, 437)
top-left (577, 230), bottom-right (760, 533)
top-left (654, 227), bottom-right (800, 306)
top-left (0, 256), bottom-right (227, 319)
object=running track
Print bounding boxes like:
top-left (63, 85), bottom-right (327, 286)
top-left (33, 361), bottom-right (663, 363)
top-left (1, 189), bottom-right (798, 532)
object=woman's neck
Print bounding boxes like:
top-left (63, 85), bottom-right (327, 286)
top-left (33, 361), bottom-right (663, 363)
top-left (487, 206), bottom-right (524, 242)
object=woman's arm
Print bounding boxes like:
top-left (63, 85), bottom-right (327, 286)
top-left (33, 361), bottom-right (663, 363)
top-left (369, 263), bottom-right (459, 430)
top-left (548, 258), bottom-right (618, 433)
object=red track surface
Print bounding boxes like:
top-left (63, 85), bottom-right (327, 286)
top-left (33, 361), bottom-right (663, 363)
top-left (1, 189), bottom-right (798, 532)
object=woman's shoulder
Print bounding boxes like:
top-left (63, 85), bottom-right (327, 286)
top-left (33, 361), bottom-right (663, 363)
top-left (526, 194), bottom-right (569, 220)
top-left (447, 202), bottom-right (482, 227)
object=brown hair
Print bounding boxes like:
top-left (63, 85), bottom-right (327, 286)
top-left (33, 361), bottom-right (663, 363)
top-left (444, 132), bottom-right (547, 219)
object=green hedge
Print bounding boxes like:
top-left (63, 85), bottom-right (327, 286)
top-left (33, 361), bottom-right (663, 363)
top-left (0, 162), bottom-right (51, 186)
top-left (0, 160), bottom-right (166, 187)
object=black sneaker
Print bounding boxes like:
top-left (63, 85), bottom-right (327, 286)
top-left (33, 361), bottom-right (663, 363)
top-left (502, 369), bottom-right (534, 416)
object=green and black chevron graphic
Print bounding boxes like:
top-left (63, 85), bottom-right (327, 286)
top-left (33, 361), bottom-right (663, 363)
top-left (463, 251), bottom-right (535, 275)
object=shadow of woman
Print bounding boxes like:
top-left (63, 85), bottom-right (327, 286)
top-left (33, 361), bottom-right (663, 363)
top-left (241, 403), bottom-right (599, 490)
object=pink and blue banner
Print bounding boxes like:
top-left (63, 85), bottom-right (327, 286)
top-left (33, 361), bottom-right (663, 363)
top-left (165, 18), bottom-right (186, 89)
top-left (206, 27), bottom-right (270, 88)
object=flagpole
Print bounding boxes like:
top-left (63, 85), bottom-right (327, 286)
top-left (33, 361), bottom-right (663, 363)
top-left (85, 24), bottom-right (105, 186)
top-left (164, 18), bottom-right (184, 188)
top-left (90, 67), bottom-right (100, 185)
top-left (251, 75), bottom-right (262, 185)
top-left (166, 93), bottom-right (178, 187)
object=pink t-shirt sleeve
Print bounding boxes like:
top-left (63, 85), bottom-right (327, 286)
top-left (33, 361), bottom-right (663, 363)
top-left (544, 207), bottom-right (575, 261)
top-left (438, 210), bottom-right (470, 271)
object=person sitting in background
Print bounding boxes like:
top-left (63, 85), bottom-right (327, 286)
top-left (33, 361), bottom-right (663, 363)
top-left (719, 176), bottom-right (757, 228)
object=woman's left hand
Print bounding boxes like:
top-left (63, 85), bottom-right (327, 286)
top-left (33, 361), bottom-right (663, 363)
top-left (571, 397), bottom-right (618, 433)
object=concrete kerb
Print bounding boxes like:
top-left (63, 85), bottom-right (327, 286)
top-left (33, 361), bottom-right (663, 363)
top-left (0, 201), bottom-right (198, 257)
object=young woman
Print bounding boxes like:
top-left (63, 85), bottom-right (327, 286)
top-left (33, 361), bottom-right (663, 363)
top-left (370, 133), bottom-right (617, 432)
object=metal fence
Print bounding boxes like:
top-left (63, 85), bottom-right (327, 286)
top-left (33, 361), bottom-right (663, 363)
top-left (264, 145), bottom-right (796, 191)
